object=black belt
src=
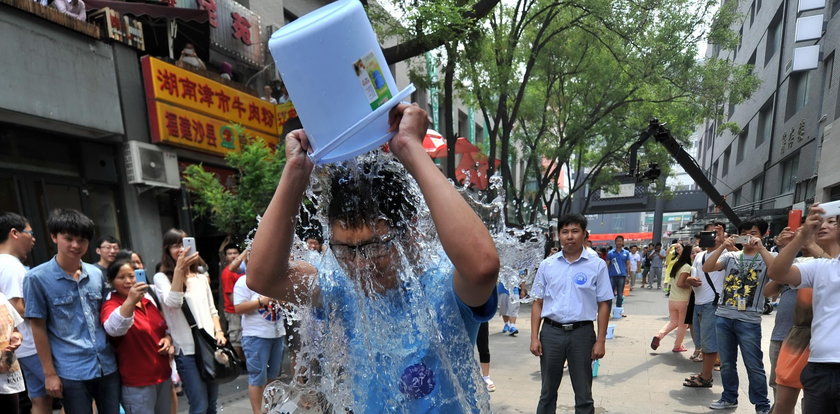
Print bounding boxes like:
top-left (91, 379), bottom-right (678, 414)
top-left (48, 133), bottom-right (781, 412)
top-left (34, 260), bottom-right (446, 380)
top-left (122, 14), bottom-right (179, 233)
top-left (543, 318), bottom-right (593, 331)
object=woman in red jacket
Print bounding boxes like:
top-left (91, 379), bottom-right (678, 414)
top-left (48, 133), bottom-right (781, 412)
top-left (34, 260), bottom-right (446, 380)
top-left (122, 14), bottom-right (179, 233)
top-left (101, 258), bottom-right (174, 414)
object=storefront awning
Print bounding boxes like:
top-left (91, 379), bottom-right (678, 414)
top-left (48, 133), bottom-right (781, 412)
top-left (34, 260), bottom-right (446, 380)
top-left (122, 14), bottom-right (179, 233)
top-left (85, 0), bottom-right (210, 61)
top-left (588, 232), bottom-right (653, 242)
top-left (85, 0), bottom-right (208, 23)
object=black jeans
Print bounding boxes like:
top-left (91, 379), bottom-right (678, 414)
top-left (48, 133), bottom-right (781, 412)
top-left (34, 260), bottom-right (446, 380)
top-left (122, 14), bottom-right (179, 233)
top-left (801, 362), bottom-right (840, 413)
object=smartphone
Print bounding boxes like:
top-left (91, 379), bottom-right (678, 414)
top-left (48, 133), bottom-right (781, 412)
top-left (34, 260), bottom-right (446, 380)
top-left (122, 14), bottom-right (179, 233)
top-left (788, 210), bottom-right (803, 231)
top-left (819, 200), bottom-right (840, 218)
top-left (734, 235), bottom-right (751, 245)
top-left (699, 231), bottom-right (716, 248)
top-left (134, 269), bottom-right (147, 284)
top-left (182, 237), bottom-right (197, 255)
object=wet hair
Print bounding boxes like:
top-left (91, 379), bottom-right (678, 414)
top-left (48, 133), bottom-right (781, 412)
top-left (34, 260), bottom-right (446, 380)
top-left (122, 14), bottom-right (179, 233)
top-left (738, 217), bottom-right (768, 235)
top-left (324, 160), bottom-right (418, 232)
top-left (95, 235), bottom-right (120, 249)
top-left (159, 228), bottom-right (187, 279)
top-left (47, 209), bottom-right (94, 240)
top-left (106, 258), bottom-right (134, 283)
top-left (115, 249), bottom-right (144, 268)
top-left (0, 212), bottom-right (28, 244)
top-left (669, 244), bottom-right (693, 280)
top-left (223, 243), bottom-right (240, 254)
top-left (557, 214), bottom-right (588, 232)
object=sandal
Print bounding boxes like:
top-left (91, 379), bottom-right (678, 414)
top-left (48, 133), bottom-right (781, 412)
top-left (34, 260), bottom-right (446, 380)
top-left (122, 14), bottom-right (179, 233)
top-left (683, 375), bottom-right (713, 388)
top-left (689, 351), bottom-right (703, 362)
top-left (672, 346), bottom-right (688, 352)
top-left (650, 336), bottom-right (661, 350)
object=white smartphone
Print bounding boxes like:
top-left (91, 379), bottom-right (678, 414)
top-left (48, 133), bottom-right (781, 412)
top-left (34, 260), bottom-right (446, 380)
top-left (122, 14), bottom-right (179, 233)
top-left (818, 200), bottom-right (840, 218)
top-left (733, 235), bottom-right (751, 245)
top-left (182, 237), bottom-right (197, 255)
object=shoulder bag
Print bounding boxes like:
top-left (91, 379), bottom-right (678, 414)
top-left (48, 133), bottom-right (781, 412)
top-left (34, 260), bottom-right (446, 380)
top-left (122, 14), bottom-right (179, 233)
top-left (180, 301), bottom-right (242, 384)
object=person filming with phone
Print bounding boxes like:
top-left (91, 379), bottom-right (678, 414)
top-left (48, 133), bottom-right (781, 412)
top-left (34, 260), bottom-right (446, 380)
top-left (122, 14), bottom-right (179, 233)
top-left (101, 259), bottom-right (174, 414)
top-left (153, 229), bottom-right (226, 414)
top-left (701, 218), bottom-right (776, 412)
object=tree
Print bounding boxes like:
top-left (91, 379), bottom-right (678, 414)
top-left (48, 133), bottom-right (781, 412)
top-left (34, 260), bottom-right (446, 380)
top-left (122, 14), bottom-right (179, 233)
top-left (462, 0), bottom-right (759, 226)
top-left (182, 127), bottom-right (285, 250)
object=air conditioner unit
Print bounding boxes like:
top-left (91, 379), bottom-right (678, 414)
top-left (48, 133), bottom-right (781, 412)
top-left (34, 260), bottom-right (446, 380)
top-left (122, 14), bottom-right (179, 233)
top-left (124, 141), bottom-right (180, 189)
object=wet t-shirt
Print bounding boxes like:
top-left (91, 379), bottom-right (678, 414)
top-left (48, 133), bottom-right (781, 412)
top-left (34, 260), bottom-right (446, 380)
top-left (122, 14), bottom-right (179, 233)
top-left (315, 257), bottom-right (497, 413)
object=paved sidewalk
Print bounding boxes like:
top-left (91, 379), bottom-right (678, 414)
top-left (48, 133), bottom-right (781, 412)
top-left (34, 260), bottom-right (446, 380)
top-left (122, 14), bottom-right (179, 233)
top-left (199, 287), bottom-right (796, 413)
top-left (486, 287), bottom-right (798, 414)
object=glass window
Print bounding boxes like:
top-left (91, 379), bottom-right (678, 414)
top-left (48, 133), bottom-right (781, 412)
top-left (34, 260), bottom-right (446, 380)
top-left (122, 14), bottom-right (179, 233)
top-left (757, 98), bottom-right (773, 146)
top-left (752, 176), bottom-right (764, 204)
top-left (712, 161), bottom-right (719, 184)
top-left (737, 127), bottom-right (748, 164)
top-left (780, 153), bottom-right (800, 194)
top-left (732, 188), bottom-right (742, 207)
top-left (722, 147), bottom-right (731, 176)
top-left (0, 176), bottom-right (20, 213)
top-left (765, 7), bottom-right (783, 65)
top-left (787, 72), bottom-right (810, 119)
top-left (86, 186), bottom-right (121, 248)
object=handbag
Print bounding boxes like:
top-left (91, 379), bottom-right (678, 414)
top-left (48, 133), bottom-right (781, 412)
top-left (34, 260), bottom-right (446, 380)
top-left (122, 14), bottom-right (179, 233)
top-left (181, 301), bottom-right (242, 384)
top-left (701, 253), bottom-right (720, 306)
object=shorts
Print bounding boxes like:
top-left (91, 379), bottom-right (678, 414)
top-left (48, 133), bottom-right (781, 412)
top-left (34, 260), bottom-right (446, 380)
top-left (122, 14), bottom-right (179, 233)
top-left (241, 336), bottom-right (285, 386)
top-left (776, 343), bottom-right (809, 389)
top-left (225, 312), bottom-right (242, 347)
top-left (19, 354), bottom-right (47, 398)
top-left (498, 292), bottom-right (520, 317)
top-left (693, 302), bottom-right (718, 353)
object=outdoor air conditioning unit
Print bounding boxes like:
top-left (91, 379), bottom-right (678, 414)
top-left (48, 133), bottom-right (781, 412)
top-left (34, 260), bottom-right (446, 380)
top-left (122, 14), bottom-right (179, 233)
top-left (124, 141), bottom-right (180, 189)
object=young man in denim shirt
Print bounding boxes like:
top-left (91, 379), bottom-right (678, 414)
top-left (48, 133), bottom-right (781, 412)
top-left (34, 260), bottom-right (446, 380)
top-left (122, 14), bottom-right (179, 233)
top-left (23, 209), bottom-right (119, 414)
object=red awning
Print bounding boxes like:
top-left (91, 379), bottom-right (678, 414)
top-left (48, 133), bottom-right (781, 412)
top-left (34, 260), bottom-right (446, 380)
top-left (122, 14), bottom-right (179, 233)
top-left (588, 232), bottom-right (653, 241)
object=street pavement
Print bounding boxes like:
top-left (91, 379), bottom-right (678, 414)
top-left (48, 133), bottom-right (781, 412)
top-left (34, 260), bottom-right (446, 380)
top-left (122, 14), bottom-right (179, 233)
top-left (183, 286), bottom-right (796, 413)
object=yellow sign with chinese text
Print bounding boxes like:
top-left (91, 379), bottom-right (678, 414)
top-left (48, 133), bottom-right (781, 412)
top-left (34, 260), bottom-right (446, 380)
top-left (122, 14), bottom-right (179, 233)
top-left (148, 101), bottom-right (279, 156)
top-left (142, 56), bottom-right (279, 137)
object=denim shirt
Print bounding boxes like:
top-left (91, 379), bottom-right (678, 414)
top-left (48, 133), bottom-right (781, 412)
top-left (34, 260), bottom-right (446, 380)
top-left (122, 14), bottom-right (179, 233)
top-left (23, 257), bottom-right (117, 381)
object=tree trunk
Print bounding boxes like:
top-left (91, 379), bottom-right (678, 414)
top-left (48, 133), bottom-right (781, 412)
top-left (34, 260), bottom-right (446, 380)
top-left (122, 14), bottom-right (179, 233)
top-left (443, 43), bottom-right (457, 180)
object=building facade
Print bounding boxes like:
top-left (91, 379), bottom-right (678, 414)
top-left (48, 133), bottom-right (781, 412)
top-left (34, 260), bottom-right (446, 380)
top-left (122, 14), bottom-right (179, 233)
top-left (697, 0), bottom-right (840, 226)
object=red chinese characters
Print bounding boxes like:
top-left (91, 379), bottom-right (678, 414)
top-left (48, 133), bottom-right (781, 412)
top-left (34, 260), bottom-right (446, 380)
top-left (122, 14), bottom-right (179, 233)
top-left (197, 0), bottom-right (218, 27)
top-left (180, 78), bottom-right (198, 101)
top-left (165, 112), bottom-right (179, 137)
top-left (198, 84), bottom-right (214, 107)
top-left (157, 69), bottom-right (179, 97)
top-left (231, 12), bottom-right (252, 45)
top-left (231, 97), bottom-right (246, 118)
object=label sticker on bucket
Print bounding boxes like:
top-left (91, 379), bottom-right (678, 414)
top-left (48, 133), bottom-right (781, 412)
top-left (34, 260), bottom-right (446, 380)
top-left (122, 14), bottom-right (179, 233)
top-left (353, 52), bottom-right (392, 110)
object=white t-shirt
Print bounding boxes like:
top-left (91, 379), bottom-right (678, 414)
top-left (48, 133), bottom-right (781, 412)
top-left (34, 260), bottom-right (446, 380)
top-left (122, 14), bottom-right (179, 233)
top-left (629, 252), bottom-right (641, 273)
top-left (690, 251), bottom-right (726, 305)
top-left (795, 257), bottom-right (840, 363)
top-left (233, 277), bottom-right (285, 339)
top-left (0, 292), bottom-right (25, 394)
top-left (0, 254), bottom-right (36, 358)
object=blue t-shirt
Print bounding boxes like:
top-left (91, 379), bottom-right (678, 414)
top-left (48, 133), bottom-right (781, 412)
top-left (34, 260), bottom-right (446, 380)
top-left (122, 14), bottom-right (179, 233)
top-left (607, 248), bottom-right (631, 277)
top-left (314, 257), bottom-right (497, 413)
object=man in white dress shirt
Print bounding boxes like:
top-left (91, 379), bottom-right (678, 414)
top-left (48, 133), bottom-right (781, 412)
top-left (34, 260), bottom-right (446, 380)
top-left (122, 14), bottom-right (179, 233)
top-left (530, 214), bottom-right (613, 414)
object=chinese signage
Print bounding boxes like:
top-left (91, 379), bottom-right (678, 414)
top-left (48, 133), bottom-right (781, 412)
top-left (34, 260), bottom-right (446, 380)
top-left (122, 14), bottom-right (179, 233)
top-left (92, 8), bottom-right (145, 51)
top-left (780, 119), bottom-right (811, 156)
top-left (179, 0), bottom-right (263, 67)
top-left (141, 56), bottom-right (279, 156)
top-left (644, 212), bottom-right (693, 225)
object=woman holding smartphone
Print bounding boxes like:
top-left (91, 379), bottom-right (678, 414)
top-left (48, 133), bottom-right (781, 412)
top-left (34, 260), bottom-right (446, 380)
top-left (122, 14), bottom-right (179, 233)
top-left (101, 258), bottom-right (173, 414)
top-left (153, 229), bottom-right (226, 414)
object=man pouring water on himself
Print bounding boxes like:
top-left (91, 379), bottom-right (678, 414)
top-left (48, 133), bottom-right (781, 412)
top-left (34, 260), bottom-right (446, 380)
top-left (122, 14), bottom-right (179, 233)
top-left (248, 103), bottom-right (500, 413)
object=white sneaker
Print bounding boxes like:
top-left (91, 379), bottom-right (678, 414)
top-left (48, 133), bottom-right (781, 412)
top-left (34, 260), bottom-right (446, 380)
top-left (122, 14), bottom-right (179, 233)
top-left (483, 376), bottom-right (496, 392)
top-left (708, 399), bottom-right (737, 410)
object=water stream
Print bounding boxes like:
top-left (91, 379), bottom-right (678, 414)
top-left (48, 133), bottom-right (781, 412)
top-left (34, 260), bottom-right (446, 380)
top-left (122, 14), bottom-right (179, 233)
top-left (254, 151), bottom-right (544, 413)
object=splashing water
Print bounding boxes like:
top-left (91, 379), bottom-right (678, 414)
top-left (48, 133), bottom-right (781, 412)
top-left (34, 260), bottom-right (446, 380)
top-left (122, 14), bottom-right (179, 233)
top-left (260, 151), bottom-right (494, 413)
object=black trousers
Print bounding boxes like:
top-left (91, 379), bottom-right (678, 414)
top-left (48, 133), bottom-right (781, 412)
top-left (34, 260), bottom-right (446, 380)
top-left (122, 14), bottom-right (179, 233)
top-left (476, 321), bottom-right (490, 363)
top-left (801, 362), bottom-right (840, 413)
top-left (536, 323), bottom-right (596, 414)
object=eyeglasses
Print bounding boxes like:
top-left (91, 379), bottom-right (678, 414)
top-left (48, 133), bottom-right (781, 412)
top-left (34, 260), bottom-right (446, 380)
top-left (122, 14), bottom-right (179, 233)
top-left (19, 229), bottom-right (35, 236)
top-left (330, 235), bottom-right (395, 261)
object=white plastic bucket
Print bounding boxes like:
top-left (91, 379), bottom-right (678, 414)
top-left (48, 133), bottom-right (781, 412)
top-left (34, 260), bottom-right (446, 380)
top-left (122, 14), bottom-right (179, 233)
top-left (268, 0), bottom-right (416, 164)
top-left (606, 324), bottom-right (615, 339)
top-left (612, 307), bottom-right (623, 319)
